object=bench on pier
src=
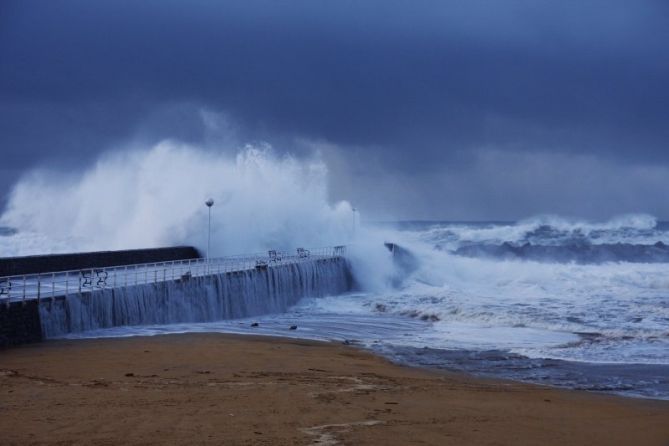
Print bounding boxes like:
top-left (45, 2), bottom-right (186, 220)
top-left (79, 269), bottom-right (108, 288)
top-left (268, 250), bottom-right (282, 262)
top-left (0, 278), bottom-right (11, 296)
top-left (297, 248), bottom-right (310, 258)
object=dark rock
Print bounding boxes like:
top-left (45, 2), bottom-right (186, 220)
top-left (0, 300), bottom-right (43, 348)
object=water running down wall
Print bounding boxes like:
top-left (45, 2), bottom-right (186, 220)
top-left (40, 257), bottom-right (353, 338)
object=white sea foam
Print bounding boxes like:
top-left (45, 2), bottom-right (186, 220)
top-left (0, 141), bottom-right (401, 292)
top-left (295, 231), bottom-right (669, 364)
top-left (0, 142), bottom-right (349, 253)
top-left (406, 214), bottom-right (665, 250)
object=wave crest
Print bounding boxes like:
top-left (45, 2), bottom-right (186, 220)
top-left (0, 141), bottom-right (355, 257)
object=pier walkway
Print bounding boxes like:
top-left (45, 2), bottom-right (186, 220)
top-left (0, 246), bottom-right (346, 303)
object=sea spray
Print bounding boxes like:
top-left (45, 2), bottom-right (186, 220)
top-left (0, 141), bottom-right (412, 296)
top-left (0, 142), bottom-right (354, 257)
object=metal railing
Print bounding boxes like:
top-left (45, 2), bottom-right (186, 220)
top-left (0, 245), bottom-right (346, 303)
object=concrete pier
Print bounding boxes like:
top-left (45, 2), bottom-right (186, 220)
top-left (1, 246), bottom-right (350, 347)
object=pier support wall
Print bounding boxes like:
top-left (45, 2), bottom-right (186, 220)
top-left (1, 256), bottom-right (352, 346)
top-left (0, 300), bottom-right (42, 348)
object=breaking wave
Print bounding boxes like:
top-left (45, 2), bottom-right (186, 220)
top-left (397, 215), bottom-right (669, 264)
top-left (0, 141), bottom-right (356, 257)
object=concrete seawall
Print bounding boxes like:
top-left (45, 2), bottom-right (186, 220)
top-left (1, 247), bottom-right (352, 347)
top-left (39, 257), bottom-right (353, 338)
top-left (0, 246), bottom-right (201, 277)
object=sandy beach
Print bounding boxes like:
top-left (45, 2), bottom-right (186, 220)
top-left (1, 333), bottom-right (668, 445)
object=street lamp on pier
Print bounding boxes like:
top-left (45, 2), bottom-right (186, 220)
top-left (352, 206), bottom-right (358, 240)
top-left (205, 198), bottom-right (214, 269)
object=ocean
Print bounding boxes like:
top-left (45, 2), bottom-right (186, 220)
top-left (290, 216), bottom-right (669, 399)
top-left (4, 214), bottom-right (667, 399)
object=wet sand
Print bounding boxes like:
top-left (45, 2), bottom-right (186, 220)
top-left (1, 333), bottom-right (668, 445)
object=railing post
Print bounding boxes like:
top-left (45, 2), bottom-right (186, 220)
top-left (23, 276), bottom-right (26, 300)
top-left (37, 275), bottom-right (41, 301)
top-left (52, 272), bottom-right (55, 298)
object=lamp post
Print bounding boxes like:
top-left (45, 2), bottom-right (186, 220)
top-left (352, 206), bottom-right (357, 240)
top-left (205, 198), bottom-right (214, 270)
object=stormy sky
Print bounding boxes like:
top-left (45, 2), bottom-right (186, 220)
top-left (1, 0), bottom-right (668, 220)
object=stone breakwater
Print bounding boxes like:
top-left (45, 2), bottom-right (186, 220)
top-left (2, 255), bottom-right (353, 347)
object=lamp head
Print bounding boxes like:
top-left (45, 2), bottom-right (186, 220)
top-left (205, 198), bottom-right (214, 207)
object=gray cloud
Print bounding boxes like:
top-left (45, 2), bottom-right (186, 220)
top-left (1, 0), bottom-right (668, 218)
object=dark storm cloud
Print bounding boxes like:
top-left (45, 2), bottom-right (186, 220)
top-left (1, 0), bottom-right (668, 217)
